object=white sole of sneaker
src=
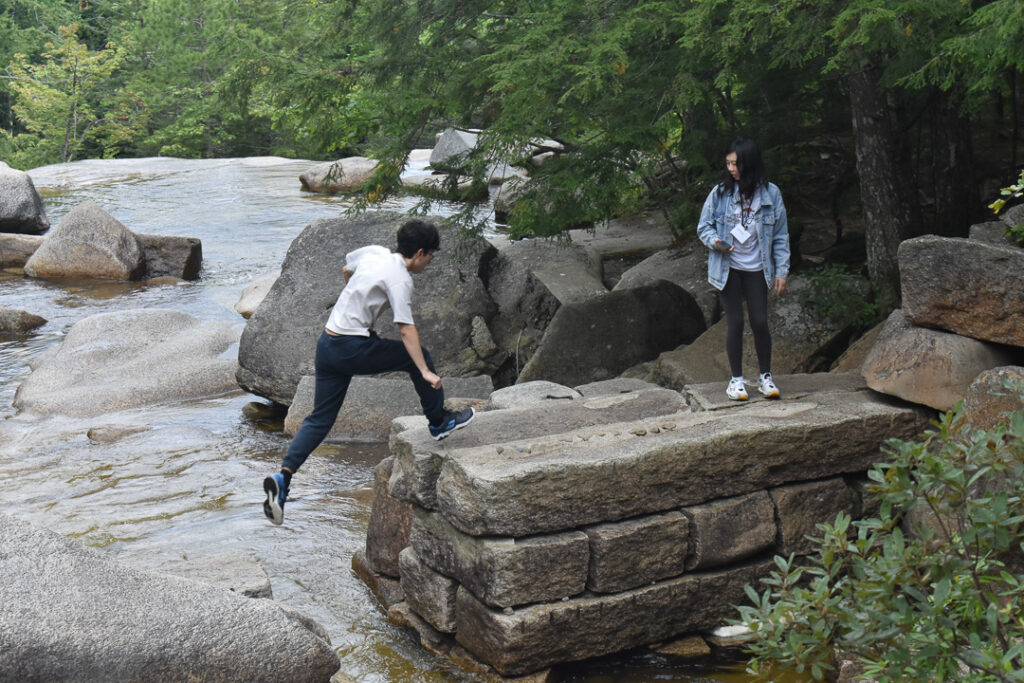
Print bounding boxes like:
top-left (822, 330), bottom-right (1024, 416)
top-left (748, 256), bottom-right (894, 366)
top-left (758, 387), bottom-right (780, 399)
top-left (263, 476), bottom-right (283, 525)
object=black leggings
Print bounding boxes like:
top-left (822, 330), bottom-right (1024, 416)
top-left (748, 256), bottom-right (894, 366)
top-left (721, 268), bottom-right (771, 378)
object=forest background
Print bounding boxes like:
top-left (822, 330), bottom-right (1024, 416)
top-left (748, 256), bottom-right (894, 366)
top-left (2, 0), bottom-right (1023, 309)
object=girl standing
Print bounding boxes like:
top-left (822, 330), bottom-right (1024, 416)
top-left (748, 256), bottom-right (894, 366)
top-left (697, 139), bottom-right (790, 400)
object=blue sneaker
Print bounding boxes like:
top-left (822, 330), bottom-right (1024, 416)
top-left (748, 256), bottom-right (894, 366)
top-left (263, 473), bottom-right (287, 525)
top-left (429, 408), bottom-right (475, 441)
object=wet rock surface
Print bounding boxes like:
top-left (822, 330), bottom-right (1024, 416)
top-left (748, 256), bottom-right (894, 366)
top-left (13, 308), bottom-right (240, 418)
top-left (0, 164), bottom-right (49, 234)
top-left (25, 201), bottom-right (145, 280)
top-left (0, 514), bottom-right (339, 683)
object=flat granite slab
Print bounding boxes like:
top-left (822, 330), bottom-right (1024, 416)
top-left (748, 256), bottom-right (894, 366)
top-left (683, 371), bottom-right (868, 411)
top-left (433, 389), bottom-right (932, 536)
top-left (389, 386), bottom-right (689, 509)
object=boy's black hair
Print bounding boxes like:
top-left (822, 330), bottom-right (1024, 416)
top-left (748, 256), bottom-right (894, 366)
top-left (396, 219), bottom-right (441, 257)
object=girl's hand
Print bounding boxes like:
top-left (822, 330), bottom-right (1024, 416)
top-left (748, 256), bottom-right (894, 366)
top-left (774, 277), bottom-right (787, 295)
top-left (714, 239), bottom-right (733, 254)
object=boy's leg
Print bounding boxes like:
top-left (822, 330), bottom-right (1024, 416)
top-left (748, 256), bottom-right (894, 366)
top-left (264, 333), bottom-right (353, 525)
top-left (281, 370), bottom-right (353, 473)
top-left (353, 334), bottom-right (446, 424)
top-left (282, 333), bottom-right (357, 472)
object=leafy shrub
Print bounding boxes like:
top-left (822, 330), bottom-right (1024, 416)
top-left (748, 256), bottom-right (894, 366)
top-left (989, 170), bottom-right (1024, 246)
top-left (737, 382), bottom-right (1024, 682)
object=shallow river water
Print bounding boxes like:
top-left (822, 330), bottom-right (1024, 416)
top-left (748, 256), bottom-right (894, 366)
top-left (0, 157), bottom-right (783, 682)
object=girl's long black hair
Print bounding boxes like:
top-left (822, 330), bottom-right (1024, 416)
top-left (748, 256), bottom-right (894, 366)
top-left (718, 138), bottom-right (767, 201)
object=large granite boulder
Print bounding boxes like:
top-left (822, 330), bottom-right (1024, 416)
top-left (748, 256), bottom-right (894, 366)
top-left (830, 320), bottom-right (885, 373)
top-left (861, 309), bottom-right (1020, 412)
top-left (284, 374), bottom-right (494, 442)
top-left (0, 307), bottom-right (46, 334)
top-left (236, 212), bottom-right (497, 406)
top-left (613, 242), bottom-right (721, 328)
top-left (0, 164), bottom-right (49, 234)
top-left (0, 233), bottom-right (43, 267)
top-left (299, 157), bottom-right (378, 194)
top-left (485, 237), bottom-right (606, 381)
top-left (899, 235), bottom-right (1024, 347)
top-left (962, 366), bottom-right (1024, 432)
top-left (14, 308), bottom-right (240, 418)
top-left (24, 202), bottom-right (145, 280)
top-left (0, 514), bottom-right (339, 682)
top-left (517, 280), bottom-right (706, 387)
top-left (628, 276), bottom-right (857, 389)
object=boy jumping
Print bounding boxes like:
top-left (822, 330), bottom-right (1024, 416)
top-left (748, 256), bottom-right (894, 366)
top-left (263, 219), bottom-right (474, 525)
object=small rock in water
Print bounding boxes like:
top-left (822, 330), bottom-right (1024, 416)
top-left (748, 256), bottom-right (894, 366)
top-left (242, 401), bottom-right (286, 421)
top-left (653, 635), bottom-right (712, 659)
top-left (87, 424), bottom-right (151, 443)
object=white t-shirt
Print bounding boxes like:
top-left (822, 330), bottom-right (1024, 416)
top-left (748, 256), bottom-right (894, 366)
top-left (729, 189), bottom-right (763, 272)
top-left (325, 245), bottom-right (415, 335)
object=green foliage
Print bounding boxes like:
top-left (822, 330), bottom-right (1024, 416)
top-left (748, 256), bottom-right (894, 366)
top-left (6, 24), bottom-right (129, 166)
top-left (989, 170), bottom-right (1024, 246)
top-left (0, 0), bottom-right (1020, 255)
top-left (799, 265), bottom-right (880, 328)
top-left (738, 386), bottom-right (1024, 682)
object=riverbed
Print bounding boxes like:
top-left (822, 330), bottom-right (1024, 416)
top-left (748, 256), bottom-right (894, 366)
top-left (0, 157), bottom-right (776, 682)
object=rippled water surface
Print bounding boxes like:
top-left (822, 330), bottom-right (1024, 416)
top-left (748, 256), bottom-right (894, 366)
top-left (0, 157), bottom-right (776, 682)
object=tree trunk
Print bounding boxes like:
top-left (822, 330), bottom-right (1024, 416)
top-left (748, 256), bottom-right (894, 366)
top-left (932, 89), bottom-right (977, 237)
top-left (847, 61), bottom-right (918, 311)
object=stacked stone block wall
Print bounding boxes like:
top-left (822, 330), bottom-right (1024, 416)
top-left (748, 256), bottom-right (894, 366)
top-left (363, 380), bottom-right (932, 676)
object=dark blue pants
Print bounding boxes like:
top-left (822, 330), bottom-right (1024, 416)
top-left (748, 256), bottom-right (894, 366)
top-left (281, 331), bottom-right (445, 473)
top-left (721, 268), bottom-right (771, 377)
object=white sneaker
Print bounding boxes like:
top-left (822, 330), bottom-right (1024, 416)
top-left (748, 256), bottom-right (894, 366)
top-left (726, 377), bottom-right (748, 401)
top-left (758, 372), bottom-right (780, 399)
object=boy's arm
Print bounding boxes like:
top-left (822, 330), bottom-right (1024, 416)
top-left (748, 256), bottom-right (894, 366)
top-left (398, 323), bottom-right (441, 389)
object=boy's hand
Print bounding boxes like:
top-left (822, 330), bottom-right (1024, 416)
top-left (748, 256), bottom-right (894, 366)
top-left (422, 370), bottom-right (442, 390)
top-left (343, 266), bottom-right (352, 283)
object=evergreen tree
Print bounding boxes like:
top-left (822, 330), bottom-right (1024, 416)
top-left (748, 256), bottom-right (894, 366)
top-left (6, 23), bottom-right (128, 165)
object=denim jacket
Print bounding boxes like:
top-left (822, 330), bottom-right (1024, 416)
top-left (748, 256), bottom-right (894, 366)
top-left (696, 182), bottom-right (791, 291)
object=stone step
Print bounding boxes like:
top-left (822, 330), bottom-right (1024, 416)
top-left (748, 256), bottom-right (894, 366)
top-left (683, 370), bottom-right (867, 411)
top-left (432, 389), bottom-right (931, 537)
top-left (388, 383), bottom-right (689, 509)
